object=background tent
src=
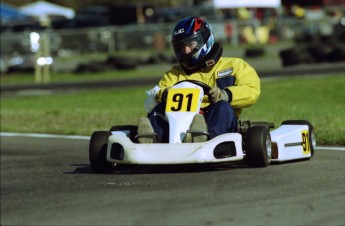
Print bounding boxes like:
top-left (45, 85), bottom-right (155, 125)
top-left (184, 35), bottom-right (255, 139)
top-left (0, 3), bottom-right (28, 24)
top-left (213, 0), bottom-right (281, 8)
top-left (19, 1), bottom-right (75, 19)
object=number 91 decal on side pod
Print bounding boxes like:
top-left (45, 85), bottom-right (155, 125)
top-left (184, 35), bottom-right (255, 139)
top-left (165, 88), bottom-right (200, 113)
top-left (301, 130), bottom-right (311, 155)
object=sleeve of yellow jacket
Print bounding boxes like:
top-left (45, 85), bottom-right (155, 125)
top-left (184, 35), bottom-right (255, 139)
top-left (225, 58), bottom-right (260, 109)
top-left (155, 66), bottom-right (181, 103)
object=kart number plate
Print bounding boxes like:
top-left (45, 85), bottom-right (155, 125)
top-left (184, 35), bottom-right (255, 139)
top-left (166, 88), bottom-right (200, 112)
top-left (301, 130), bottom-right (311, 155)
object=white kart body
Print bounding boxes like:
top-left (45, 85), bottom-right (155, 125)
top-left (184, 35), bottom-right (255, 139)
top-left (104, 81), bottom-right (314, 165)
top-left (106, 125), bottom-right (312, 165)
top-left (270, 124), bottom-right (313, 162)
top-left (107, 132), bottom-right (243, 164)
top-left (165, 81), bottom-right (205, 143)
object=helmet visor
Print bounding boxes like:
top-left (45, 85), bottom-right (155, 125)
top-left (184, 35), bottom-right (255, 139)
top-left (172, 34), bottom-right (204, 58)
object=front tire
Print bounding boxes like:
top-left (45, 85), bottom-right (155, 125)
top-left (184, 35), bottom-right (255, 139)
top-left (245, 126), bottom-right (272, 167)
top-left (89, 131), bottom-right (114, 173)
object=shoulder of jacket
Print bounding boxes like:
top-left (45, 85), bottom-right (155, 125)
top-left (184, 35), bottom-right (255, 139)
top-left (218, 58), bottom-right (252, 71)
top-left (219, 57), bottom-right (246, 64)
top-left (214, 57), bottom-right (240, 69)
top-left (166, 65), bottom-right (183, 75)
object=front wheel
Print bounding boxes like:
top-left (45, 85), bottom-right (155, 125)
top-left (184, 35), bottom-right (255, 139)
top-left (89, 131), bottom-right (114, 173)
top-left (245, 126), bottom-right (271, 167)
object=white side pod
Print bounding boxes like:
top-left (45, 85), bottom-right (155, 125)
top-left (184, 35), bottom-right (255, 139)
top-left (270, 125), bottom-right (312, 162)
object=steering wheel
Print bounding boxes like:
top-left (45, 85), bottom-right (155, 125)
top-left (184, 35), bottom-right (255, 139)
top-left (174, 80), bottom-right (211, 94)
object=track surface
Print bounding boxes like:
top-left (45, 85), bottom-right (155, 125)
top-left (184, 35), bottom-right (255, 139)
top-left (1, 135), bottom-right (345, 225)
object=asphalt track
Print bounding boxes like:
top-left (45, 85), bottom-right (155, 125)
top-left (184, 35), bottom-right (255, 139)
top-left (1, 134), bottom-right (345, 226)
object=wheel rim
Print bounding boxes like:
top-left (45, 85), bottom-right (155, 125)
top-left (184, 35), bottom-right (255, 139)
top-left (266, 134), bottom-right (272, 160)
top-left (311, 129), bottom-right (316, 150)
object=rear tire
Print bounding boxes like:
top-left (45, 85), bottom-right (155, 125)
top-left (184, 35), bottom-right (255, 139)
top-left (279, 47), bottom-right (313, 66)
top-left (89, 131), bottom-right (114, 173)
top-left (281, 120), bottom-right (316, 157)
top-left (245, 126), bottom-right (271, 167)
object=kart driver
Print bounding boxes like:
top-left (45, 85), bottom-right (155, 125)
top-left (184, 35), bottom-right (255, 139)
top-left (138, 16), bottom-right (260, 143)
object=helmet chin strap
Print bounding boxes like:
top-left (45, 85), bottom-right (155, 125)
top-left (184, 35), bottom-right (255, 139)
top-left (182, 42), bottom-right (223, 75)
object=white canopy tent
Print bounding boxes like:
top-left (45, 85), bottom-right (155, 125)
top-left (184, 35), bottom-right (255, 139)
top-left (19, 1), bottom-right (75, 19)
top-left (214, 0), bottom-right (281, 8)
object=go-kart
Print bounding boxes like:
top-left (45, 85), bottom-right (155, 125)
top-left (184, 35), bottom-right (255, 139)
top-left (89, 80), bottom-right (316, 173)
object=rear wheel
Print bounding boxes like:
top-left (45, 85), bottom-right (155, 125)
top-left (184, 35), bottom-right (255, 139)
top-left (89, 131), bottom-right (114, 173)
top-left (245, 126), bottom-right (271, 167)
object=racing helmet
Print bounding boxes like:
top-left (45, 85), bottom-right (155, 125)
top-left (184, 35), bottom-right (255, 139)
top-left (172, 17), bottom-right (215, 71)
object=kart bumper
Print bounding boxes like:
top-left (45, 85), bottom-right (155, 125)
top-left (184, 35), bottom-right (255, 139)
top-left (106, 132), bottom-right (244, 164)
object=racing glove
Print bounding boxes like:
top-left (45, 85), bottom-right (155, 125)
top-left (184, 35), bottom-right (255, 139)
top-left (208, 86), bottom-right (232, 104)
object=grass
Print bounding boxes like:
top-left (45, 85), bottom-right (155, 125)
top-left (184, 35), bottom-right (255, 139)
top-left (240, 75), bottom-right (345, 146)
top-left (0, 64), bottom-right (170, 85)
top-left (1, 74), bottom-right (344, 146)
top-left (0, 87), bottom-right (147, 135)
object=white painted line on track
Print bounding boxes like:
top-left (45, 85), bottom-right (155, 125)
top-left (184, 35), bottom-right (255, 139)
top-left (0, 132), bottom-right (90, 140)
top-left (1, 132), bottom-right (344, 151)
top-left (315, 146), bottom-right (345, 151)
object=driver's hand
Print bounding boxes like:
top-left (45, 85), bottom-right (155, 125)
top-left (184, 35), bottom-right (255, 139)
top-left (208, 87), bottom-right (229, 103)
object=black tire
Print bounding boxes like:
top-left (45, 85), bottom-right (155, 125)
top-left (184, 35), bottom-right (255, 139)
top-left (74, 61), bottom-right (112, 73)
top-left (245, 47), bottom-right (265, 58)
top-left (281, 120), bottom-right (316, 157)
top-left (327, 42), bottom-right (345, 62)
top-left (89, 131), bottom-right (114, 173)
top-left (279, 47), bottom-right (313, 66)
top-left (106, 56), bottom-right (137, 70)
top-left (307, 43), bottom-right (333, 63)
top-left (245, 126), bottom-right (271, 167)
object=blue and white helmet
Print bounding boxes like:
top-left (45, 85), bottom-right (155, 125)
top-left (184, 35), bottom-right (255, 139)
top-left (172, 17), bottom-right (215, 71)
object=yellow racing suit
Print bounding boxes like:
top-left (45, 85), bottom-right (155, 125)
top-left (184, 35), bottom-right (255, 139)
top-left (155, 57), bottom-right (260, 117)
